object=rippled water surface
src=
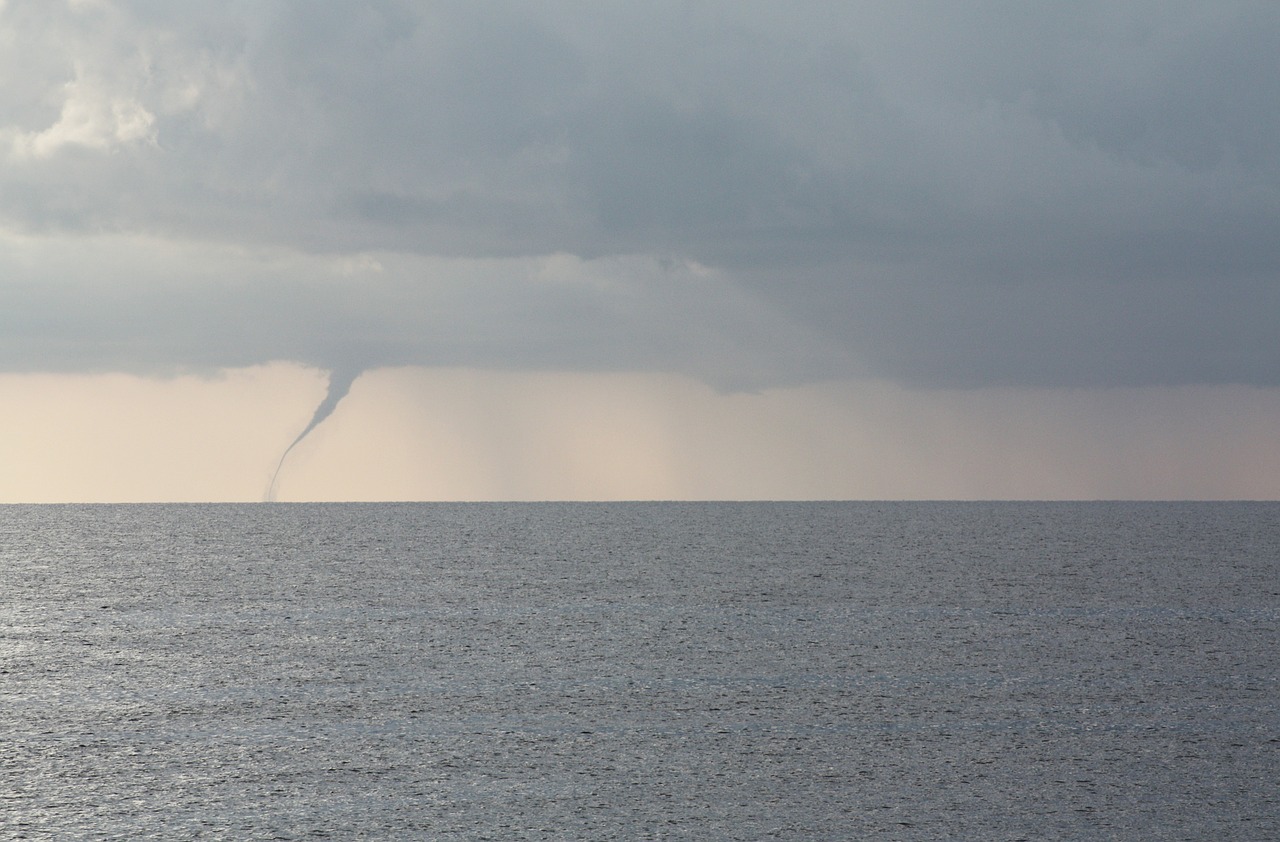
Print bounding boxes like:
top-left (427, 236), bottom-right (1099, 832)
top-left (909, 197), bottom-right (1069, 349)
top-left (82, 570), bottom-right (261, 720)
top-left (1, 502), bottom-right (1277, 839)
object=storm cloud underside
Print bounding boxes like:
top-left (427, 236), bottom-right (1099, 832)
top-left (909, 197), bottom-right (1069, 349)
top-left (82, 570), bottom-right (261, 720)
top-left (1, 0), bottom-right (1278, 391)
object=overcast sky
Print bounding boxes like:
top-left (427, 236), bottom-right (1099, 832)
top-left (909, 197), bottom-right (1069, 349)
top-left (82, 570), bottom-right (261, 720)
top-left (2, 1), bottom-right (1278, 501)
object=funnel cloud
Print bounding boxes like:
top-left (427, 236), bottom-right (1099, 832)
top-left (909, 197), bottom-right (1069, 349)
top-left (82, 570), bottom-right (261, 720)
top-left (266, 369), bottom-right (361, 501)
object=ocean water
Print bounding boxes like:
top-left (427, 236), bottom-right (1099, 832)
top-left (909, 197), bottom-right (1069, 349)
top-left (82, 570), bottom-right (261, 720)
top-left (0, 501), bottom-right (1276, 840)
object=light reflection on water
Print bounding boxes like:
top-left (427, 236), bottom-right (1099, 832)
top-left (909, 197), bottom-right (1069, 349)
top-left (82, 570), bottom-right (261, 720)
top-left (1, 502), bottom-right (1277, 839)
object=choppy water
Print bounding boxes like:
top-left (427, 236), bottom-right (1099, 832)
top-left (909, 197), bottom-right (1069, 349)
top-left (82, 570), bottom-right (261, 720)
top-left (1, 502), bottom-right (1276, 840)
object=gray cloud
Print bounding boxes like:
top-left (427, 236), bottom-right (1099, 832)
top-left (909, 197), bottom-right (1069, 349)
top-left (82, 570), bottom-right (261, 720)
top-left (1, 0), bottom-right (1277, 388)
top-left (0, 237), bottom-right (843, 389)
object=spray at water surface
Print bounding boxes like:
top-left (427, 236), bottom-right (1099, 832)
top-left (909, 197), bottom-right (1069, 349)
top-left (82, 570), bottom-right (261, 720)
top-left (265, 368), bottom-right (360, 501)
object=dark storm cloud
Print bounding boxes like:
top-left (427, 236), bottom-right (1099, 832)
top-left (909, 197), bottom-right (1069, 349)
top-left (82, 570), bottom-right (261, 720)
top-left (1, 0), bottom-right (1277, 388)
top-left (0, 240), bottom-right (842, 389)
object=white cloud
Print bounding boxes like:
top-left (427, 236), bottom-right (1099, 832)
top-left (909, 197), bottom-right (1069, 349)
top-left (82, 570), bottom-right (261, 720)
top-left (8, 66), bottom-right (155, 159)
top-left (0, 0), bottom-right (251, 162)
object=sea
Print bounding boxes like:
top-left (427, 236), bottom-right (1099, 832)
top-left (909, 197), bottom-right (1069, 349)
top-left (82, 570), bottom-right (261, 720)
top-left (1, 502), bottom-right (1276, 840)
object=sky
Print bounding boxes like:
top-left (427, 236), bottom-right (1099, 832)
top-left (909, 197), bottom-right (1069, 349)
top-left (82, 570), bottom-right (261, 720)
top-left (1, 0), bottom-right (1278, 501)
